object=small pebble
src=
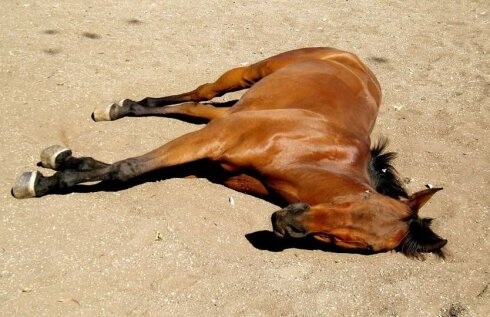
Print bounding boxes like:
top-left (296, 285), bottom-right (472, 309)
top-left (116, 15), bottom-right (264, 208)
top-left (425, 183), bottom-right (433, 189)
top-left (392, 104), bottom-right (404, 110)
top-left (403, 177), bottom-right (412, 184)
top-left (228, 196), bottom-right (235, 206)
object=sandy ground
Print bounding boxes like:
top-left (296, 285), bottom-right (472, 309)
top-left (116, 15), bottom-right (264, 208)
top-left (1, 1), bottom-right (489, 316)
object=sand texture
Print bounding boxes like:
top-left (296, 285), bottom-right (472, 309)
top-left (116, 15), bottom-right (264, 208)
top-left (1, 1), bottom-right (489, 316)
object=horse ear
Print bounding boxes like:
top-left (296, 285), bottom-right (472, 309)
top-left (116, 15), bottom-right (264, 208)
top-left (407, 188), bottom-right (443, 214)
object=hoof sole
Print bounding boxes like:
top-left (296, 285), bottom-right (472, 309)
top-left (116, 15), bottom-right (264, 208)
top-left (92, 99), bottom-right (126, 121)
top-left (40, 145), bottom-right (71, 169)
top-left (12, 171), bottom-right (41, 199)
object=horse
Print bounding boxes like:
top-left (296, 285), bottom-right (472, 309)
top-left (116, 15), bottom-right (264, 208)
top-left (12, 47), bottom-right (447, 258)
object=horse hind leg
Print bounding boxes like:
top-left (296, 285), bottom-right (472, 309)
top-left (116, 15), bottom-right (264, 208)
top-left (92, 101), bottom-right (229, 122)
top-left (91, 62), bottom-right (269, 122)
top-left (92, 47), bottom-right (355, 122)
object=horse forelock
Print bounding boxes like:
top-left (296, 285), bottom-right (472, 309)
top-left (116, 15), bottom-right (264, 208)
top-left (397, 216), bottom-right (447, 259)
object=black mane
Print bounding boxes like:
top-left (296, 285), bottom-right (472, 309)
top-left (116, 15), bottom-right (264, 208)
top-left (368, 139), bottom-right (446, 258)
top-left (368, 139), bottom-right (409, 199)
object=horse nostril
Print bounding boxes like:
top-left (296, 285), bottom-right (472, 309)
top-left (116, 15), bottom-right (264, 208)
top-left (271, 211), bottom-right (285, 238)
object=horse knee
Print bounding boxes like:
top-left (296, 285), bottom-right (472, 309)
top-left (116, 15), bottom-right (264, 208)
top-left (110, 159), bottom-right (141, 181)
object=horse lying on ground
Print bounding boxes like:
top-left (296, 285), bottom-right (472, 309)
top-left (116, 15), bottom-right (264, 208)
top-left (12, 47), bottom-right (447, 258)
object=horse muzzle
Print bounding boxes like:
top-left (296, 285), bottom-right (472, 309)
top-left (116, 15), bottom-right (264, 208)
top-left (271, 203), bottom-right (310, 238)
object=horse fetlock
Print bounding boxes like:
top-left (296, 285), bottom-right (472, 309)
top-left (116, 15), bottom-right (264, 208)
top-left (40, 145), bottom-right (72, 170)
top-left (11, 171), bottom-right (43, 199)
top-left (56, 171), bottom-right (79, 189)
top-left (139, 98), bottom-right (158, 108)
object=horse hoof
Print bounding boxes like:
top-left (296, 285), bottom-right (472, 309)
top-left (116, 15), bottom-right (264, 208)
top-left (92, 100), bottom-right (125, 121)
top-left (12, 171), bottom-right (42, 199)
top-left (40, 145), bottom-right (71, 169)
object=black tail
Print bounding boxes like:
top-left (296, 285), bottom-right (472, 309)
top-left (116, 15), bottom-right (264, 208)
top-left (368, 138), bottom-right (409, 199)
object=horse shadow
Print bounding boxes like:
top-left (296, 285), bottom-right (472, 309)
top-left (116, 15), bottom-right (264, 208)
top-left (245, 230), bottom-right (374, 254)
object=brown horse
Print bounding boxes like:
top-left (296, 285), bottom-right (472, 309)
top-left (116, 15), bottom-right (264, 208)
top-left (12, 47), bottom-right (447, 258)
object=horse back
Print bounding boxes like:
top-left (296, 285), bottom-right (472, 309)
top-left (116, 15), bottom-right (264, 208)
top-left (230, 54), bottom-right (381, 137)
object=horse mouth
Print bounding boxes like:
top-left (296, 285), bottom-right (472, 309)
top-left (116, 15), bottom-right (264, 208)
top-left (271, 215), bottom-right (307, 239)
top-left (273, 229), bottom-right (285, 239)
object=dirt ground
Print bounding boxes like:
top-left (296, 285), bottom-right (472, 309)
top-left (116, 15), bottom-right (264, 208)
top-left (1, 1), bottom-right (489, 316)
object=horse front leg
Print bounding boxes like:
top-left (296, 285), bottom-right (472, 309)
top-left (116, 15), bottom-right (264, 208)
top-left (39, 145), bottom-right (109, 171)
top-left (12, 127), bottom-right (224, 199)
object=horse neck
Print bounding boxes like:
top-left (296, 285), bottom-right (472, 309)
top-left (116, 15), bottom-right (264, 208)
top-left (281, 165), bottom-right (375, 205)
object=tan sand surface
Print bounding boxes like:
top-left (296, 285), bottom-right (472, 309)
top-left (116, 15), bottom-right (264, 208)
top-left (1, 1), bottom-right (489, 316)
